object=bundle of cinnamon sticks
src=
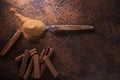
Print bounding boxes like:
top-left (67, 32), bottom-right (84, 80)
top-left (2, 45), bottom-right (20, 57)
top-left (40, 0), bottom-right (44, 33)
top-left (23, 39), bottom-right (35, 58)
top-left (15, 47), bottom-right (59, 79)
top-left (0, 29), bottom-right (59, 79)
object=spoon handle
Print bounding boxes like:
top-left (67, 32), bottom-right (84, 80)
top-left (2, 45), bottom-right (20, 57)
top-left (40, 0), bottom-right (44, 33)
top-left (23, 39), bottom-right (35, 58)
top-left (48, 25), bottom-right (94, 31)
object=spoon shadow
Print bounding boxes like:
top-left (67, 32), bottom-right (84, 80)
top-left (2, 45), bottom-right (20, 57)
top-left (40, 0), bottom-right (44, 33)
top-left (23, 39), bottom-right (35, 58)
top-left (49, 29), bottom-right (95, 37)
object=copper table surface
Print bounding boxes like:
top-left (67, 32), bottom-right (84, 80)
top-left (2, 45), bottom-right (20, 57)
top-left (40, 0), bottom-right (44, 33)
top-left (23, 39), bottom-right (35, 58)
top-left (0, 0), bottom-right (120, 80)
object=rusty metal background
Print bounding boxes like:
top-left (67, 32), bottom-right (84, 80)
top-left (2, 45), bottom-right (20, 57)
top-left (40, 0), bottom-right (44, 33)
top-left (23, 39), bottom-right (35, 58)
top-left (0, 0), bottom-right (120, 80)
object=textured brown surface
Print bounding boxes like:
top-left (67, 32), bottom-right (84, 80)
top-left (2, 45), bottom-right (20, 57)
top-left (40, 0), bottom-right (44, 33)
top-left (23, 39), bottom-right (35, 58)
top-left (0, 0), bottom-right (120, 80)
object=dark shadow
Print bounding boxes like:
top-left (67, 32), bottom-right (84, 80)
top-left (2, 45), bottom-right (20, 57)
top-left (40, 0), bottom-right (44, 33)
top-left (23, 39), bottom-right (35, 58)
top-left (50, 29), bottom-right (95, 37)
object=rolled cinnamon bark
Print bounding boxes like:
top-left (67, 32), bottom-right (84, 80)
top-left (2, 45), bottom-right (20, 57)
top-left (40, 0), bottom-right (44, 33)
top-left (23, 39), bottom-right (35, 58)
top-left (43, 55), bottom-right (59, 78)
top-left (31, 49), bottom-right (46, 78)
top-left (40, 47), bottom-right (49, 64)
top-left (40, 48), bottom-right (55, 78)
top-left (31, 48), bottom-right (54, 78)
top-left (23, 57), bottom-right (34, 80)
top-left (39, 49), bottom-right (46, 62)
top-left (33, 54), bottom-right (40, 79)
top-left (29, 48), bottom-right (36, 53)
top-left (19, 50), bottom-right (30, 78)
top-left (0, 29), bottom-right (22, 56)
top-left (15, 48), bottom-right (36, 61)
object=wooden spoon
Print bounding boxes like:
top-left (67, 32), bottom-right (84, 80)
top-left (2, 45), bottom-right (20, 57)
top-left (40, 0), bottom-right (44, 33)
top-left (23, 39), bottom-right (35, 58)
top-left (10, 8), bottom-right (94, 41)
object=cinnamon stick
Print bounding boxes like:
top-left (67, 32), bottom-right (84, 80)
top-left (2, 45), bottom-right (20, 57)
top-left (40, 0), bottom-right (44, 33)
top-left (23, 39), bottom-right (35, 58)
top-left (0, 29), bottom-right (22, 56)
top-left (23, 48), bottom-right (36, 79)
top-left (19, 50), bottom-right (30, 77)
top-left (31, 49), bottom-right (46, 78)
top-left (40, 47), bottom-right (49, 64)
top-left (30, 47), bottom-right (54, 79)
top-left (43, 55), bottom-right (59, 78)
top-left (39, 49), bottom-right (46, 63)
top-left (15, 48), bottom-right (36, 61)
top-left (29, 48), bottom-right (36, 53)
top-left (33, 54), bottom-right (40, 79)
top-left (23, 56), bottom-right (34, 80)
top-left (40, 48), bottom-right (54, 78)
top-left (31, 47), bottom-right (50, 78)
